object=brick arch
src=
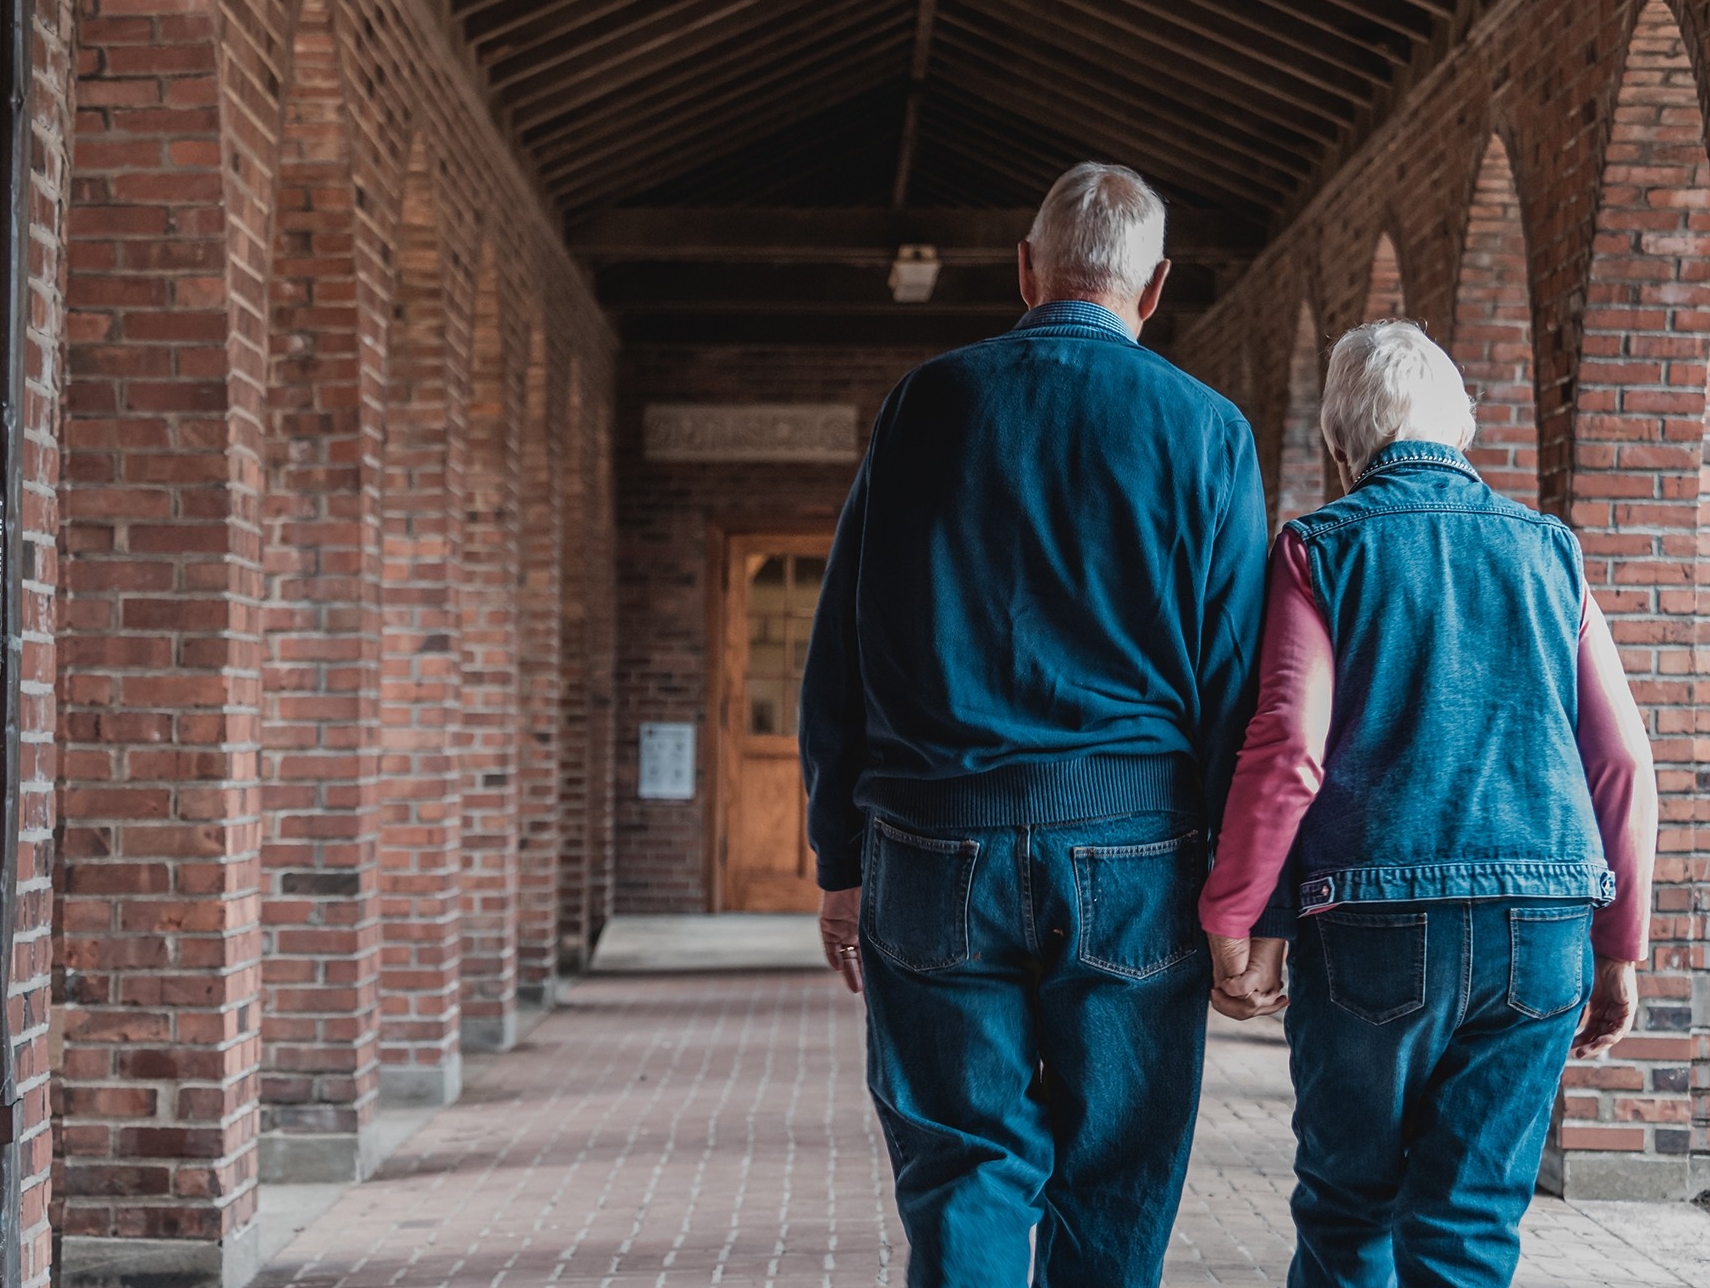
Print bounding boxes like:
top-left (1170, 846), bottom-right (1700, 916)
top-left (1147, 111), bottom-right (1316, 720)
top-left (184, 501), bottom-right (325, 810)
top-left (516, 324), bottom-right (562, 1005)
top-left (458, 239), bottom-right (523, 1052)
top-left (1563, 0), bottom-right (1706, 1189)
top-left (256, 0), bottom-right (384, 1182)
top-left (1452, 133), bottom-right (1540, 507)
top-left (1362, 230), bottom-right (1408, 321)
top-left (1277, 298), bottom-right (1326, 529)
top-left (377, 135), bottom-right (465, 1106)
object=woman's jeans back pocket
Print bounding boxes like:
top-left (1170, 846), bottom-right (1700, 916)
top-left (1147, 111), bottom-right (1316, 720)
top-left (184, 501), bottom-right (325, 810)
top-left (1319, 909), bottom-right (1428, 1024)
top-left (1508, 905), bottom-right (1591, 1019)
top-left (864, 818), bottom-right (979, 972)
top-left (1071, 830), bottom-right (1202, 981)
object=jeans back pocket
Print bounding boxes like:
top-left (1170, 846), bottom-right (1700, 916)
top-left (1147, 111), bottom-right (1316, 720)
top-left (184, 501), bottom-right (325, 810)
top-left (1318, 909), bottom-right (1428, 1024)
top-left (863, 818), bottom-right (979, 972)
top-left (1071, 830), bottom-right (1203, 981)
top-left (1507, 906), bottom-right (1591, 1019)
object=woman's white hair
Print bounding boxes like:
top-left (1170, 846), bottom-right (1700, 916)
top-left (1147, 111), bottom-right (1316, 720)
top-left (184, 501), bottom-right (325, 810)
top-left (1027, 162), bottom-right (1166, 300)
top-left (1320, 321), bottom-right (1476, 478)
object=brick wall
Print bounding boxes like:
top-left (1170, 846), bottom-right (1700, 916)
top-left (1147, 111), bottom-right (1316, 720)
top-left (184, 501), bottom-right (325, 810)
top-left (51, 0), bottom-right (614, 1279)
top-left (611, 346), bottom-right (931, 914)
top-left (15, 3), bottom-right (75, 1285)
top-left (1177, 0), bottom-right (1709, 1202)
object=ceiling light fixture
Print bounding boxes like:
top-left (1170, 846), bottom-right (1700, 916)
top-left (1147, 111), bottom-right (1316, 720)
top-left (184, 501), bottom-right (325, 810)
top-left (889, 244), bottom-right (940, 303)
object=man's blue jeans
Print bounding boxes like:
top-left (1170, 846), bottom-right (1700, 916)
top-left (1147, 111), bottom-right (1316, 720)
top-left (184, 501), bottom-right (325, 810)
top-left (858, 808), bottom-right (1209, 1288)
top-left (1285, 897), bottom-right (1595, 1288)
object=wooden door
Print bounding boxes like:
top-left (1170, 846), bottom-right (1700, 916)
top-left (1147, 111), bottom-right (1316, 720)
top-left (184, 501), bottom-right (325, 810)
top-left (718, 533), bottom-right (832, 912)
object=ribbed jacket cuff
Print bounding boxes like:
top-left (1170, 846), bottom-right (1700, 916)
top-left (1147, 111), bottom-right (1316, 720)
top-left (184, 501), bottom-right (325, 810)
top-left (817, 863), bottom-right (861, 892)
top-left (1251, 906), bottom-right (1297, 940)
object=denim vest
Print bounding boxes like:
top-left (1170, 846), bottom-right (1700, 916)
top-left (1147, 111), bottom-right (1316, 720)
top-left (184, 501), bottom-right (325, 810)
top-left (1285, 441), bottom-right (1614, 913)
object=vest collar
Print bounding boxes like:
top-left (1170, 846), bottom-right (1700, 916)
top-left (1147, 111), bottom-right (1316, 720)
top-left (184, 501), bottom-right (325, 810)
top-left (1352, 440), bottom-right (1480, 490)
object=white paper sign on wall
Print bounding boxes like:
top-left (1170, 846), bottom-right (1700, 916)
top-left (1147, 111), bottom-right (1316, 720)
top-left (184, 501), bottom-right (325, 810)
top-left (638, 722), bottom-right (696, 800)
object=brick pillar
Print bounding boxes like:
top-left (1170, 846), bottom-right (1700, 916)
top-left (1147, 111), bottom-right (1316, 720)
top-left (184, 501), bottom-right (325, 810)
top-left (557, 359), bottom-right (592, 970)
top-left (18, 4), bottom-right (74, 1284)
top-left (255, 0), bottom-right (382, 1183)
top-left (1452, 133), bottom-right (1540, 508)
top-left (1559, 0), bottom-right (1705, 1201)
top-left (457, 246), bottom-right (522, 1052)
top-left (1276, 298), bottom-right (1323, 529)
top-left (377, 138), bottom-right (463, 1106)
top-left (516, 328), bottom-right (563, 1007)
top-left (586, 398), bottom-right (618, 936)
top-left (58, 6), bottom-right (263, 1283)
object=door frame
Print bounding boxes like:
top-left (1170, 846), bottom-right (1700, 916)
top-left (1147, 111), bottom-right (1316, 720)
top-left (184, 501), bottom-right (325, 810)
top-left (704, 519), bottom-right (836, 913)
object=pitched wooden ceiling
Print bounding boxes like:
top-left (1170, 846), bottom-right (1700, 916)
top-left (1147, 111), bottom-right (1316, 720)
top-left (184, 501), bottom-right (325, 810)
top-left (450, 0), bottom-right (1479, 348)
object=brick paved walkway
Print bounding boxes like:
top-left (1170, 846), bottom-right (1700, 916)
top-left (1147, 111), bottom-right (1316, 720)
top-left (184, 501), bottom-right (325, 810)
top-left (256, 971), bottom-right (1709, 1287)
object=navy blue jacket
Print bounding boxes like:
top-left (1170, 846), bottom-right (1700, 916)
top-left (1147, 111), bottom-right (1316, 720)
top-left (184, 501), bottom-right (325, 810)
top-left (1288, 441), bottom-right (1613, 912)
top-left (800, 302), bottom-right (1270, 890)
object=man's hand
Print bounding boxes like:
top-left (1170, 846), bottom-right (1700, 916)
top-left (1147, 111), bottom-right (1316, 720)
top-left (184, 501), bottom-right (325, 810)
top-left (1572, 955), bottom-right (1638, 1059)
top-left (1207, 933), bottom-right (1288, 1020)
top-left (820, 887), bottom-right (863, 994)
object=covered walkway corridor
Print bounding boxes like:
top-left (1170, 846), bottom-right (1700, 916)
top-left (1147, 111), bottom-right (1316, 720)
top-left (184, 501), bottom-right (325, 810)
top-left (2, 0), bottom-right (1710, 1285)
top-left (250, 964), bottom-right (1709, 1287)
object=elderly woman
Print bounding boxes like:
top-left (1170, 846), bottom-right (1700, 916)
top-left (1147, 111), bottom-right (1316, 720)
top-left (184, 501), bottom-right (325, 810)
top-left (1200, 321), bottom-right (1657, 1288)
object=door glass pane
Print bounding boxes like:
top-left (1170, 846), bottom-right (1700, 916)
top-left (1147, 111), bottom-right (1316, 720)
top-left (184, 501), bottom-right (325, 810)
top-left (790, 557), bottom-right (826, 617)
top-left (747, 678), bottom-right (786, 735)
top-left (743, 551), bottom-right (827, 737)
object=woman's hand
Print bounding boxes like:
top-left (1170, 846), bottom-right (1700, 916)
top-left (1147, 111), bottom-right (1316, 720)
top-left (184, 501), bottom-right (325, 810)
top-left (820, 887), bottom-right (863, 994)
top-left (1572, 955), bottom-right (1638, 1059)
top-left (1207, 933), bottom-right (1289, 1019)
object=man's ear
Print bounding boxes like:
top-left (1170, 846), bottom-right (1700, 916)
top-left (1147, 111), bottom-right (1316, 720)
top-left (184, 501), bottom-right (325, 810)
top-left (1137, 258), bottom-right (1171, 322)
top-left (1018, 241), bottom-right (1040, 309)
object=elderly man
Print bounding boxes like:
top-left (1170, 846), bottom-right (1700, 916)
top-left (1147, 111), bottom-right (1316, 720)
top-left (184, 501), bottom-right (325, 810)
top-left (798, 162), bottom-right (1273, 1287)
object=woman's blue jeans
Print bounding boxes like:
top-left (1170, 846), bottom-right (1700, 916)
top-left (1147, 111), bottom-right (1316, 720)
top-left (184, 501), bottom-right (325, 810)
top-left (858, 808), bottom-right (1210, 1288)
top-left (1286, 897), bottom-right (1595, 1288)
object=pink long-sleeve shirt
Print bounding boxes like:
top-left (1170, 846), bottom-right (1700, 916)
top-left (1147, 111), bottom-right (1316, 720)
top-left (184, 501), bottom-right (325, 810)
top-left (1199, 529), bottom-right (1658, 962)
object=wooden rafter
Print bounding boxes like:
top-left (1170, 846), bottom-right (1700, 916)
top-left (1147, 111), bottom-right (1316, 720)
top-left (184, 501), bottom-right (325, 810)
top-left (446, 0), bottom-right (1494, 348)
top-left (890, 0), bottom-right (937, 208)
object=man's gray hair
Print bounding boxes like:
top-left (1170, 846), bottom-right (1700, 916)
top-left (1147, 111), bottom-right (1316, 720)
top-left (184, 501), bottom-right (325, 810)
top-left (1321, 321), bottom-right (1476, 478)
top-left (1027, 162), bottom-right (1167, 299)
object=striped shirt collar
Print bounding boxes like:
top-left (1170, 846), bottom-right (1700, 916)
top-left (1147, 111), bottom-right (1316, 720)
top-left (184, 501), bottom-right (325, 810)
top-left (1013, 300), bottom-right (1136, 341)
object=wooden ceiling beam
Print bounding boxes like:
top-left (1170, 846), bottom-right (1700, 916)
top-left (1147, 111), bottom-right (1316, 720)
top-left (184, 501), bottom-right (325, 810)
top-left (910, 109), bottom-right (1082, 202)
top-left (1317, 0), bottom-right (1435, 41)
top-left (464, 0), bottom-right (623, 53)
top-left (1242, 0), bottom-right (1411, 64)
top-left (1120, 0), bottom-right (1391, 90)
top-left (921, 86), bottom-right (1270, 224)
top-left (1042, 0), bottom-right (1360, 127)
top-left (495, 0), bottom-right (764, 112)
top-left (1128, 0), bottom-right (1395, 82)
top-left (935, 18), bottom-right (1315, 177)
top-left (548, 53), bottom-right (905, 211)
top-left (971, 0), bottom-right (1342, 146)
top-left (613, 310), bottom-right (1042, 347)
top-left (565, 207), bottom-right (1264, 264)
top-left (933, 61), bottom-right (1296, 207)
top-left (484, 0), bottom-right (712, 89)
top-left (540, 33), bottom-right (908, 189)
top-left (526, 0), bottom-right (892, 169)
top-left (891, 0), bottom-right (937, 208)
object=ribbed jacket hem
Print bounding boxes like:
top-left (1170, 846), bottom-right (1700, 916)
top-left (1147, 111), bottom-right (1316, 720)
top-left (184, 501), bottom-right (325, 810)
top-left (853, 753), bottom-right (1198, 830)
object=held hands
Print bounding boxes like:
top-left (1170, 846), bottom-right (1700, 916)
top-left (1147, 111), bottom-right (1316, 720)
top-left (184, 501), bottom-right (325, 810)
top-left (819, 887), bottom-right (864, 995)
top-left (1207, 934), bottom-right (1289, 1020)
top-left (1572, 955), bottom-right (1638, 1059)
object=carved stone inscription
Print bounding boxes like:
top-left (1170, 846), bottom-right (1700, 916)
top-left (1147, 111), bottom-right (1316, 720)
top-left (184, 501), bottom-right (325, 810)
top-left (643, 403), bottom-right (859, 463)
